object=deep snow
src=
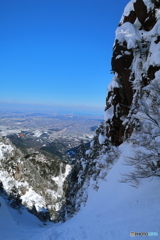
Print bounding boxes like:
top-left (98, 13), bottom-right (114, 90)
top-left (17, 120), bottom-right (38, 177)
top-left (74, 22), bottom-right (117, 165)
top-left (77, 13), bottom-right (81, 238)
top-left (1, 142), bottom-right (159, 240)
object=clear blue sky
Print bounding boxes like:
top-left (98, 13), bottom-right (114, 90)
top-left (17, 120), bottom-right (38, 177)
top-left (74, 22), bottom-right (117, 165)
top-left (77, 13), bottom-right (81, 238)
top-left (0, 0), bottom-right (129, 110)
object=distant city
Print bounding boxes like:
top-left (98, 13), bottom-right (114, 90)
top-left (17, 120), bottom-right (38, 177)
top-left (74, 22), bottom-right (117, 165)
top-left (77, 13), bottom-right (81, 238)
top-left (0, 103), bottom-right (104, 163)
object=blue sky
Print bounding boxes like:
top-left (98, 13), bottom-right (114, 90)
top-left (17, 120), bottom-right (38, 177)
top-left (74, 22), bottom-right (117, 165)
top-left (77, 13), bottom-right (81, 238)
top-left (0, 0), bottom-right (129, 111)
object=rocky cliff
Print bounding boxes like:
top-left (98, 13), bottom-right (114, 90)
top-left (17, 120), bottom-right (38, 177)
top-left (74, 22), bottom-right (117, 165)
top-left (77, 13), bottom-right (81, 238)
top-left (105, 0), bottom-right (160, 145)
top-left (0, 136), bottom-right (71, 221)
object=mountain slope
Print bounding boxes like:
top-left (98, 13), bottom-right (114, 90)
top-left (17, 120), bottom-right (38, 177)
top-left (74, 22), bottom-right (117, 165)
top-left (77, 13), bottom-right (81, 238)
top-left (0, 195), bottom-right (46, 240)
top-left (1, 142), bottom-right (159, 240)
top-left (0, 136), bottom-right (71, 221)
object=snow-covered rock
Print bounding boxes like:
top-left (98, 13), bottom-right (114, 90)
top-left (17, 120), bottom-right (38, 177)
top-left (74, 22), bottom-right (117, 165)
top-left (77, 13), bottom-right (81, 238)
top-left (0, 136), bottom-right (71, 221)
top-left (104, 0), bottom-right (160, 145)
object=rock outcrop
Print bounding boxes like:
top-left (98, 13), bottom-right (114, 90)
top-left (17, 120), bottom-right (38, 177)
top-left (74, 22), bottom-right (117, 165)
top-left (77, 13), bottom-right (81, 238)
top-left (105, 0), bottom-right (160, 145)
top-left (0, 136), bottom-right (71, 221)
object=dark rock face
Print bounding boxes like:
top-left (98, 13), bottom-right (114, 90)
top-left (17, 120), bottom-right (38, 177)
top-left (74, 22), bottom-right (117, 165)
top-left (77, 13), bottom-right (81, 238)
top-left (134, 0), bottom-right (156, 31)
top-left (122, 10), bottom-right (136, 25)
top-left (120, 0), bottom-right (157, 31)
top-left (105, 0), bottom-right (160, 145)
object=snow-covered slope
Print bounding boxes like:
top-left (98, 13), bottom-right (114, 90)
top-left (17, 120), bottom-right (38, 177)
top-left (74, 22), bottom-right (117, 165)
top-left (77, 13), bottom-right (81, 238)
top-left (38, 142), bottom-right (160, 240)
top-left (0, 195), bottom-right (46, 240)
top-left (1, 142), bottom-right (159, 240)
top-left (0, 136), bottom-right (71, 221)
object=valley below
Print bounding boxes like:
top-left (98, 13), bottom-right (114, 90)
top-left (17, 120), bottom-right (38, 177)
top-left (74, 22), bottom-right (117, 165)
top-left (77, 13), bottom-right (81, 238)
top-left (0, 110), bottom-right (103, 163)
top-left (0, 109), bottom-right (104, 222)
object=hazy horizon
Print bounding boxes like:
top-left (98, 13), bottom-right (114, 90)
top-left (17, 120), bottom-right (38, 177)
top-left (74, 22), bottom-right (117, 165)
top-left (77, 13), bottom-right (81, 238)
top-left (0, 101), bottom-right (104, 116)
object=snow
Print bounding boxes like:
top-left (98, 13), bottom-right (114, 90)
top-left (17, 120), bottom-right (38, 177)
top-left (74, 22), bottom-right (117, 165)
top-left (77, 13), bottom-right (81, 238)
top-left (90, 140), bottom-right (94, 148)
top-left (0, 142), bottom-right (14, 157)
top-left (0, 142), bottom-right (49, 210)
top-left (120, 0), bottom-right (154, 21)
top-left (108, 74), bottom-right (122, 92)
top-left (51, 163), bottom-right (71, 206)
top-left (98, 133), bottom-right (107, 145)
top-left (142, 0), bottom-right (154, 11)
top-left (52, 164), bottom-right (71, 188)
top-left (115, 22), bottom-right (139, 49)
top-left (0, 195), bottom-right (45, 240)
top-left (0, 138), bottom-right (72, 223)
top-left (0, 128), bottom-right (28, 137)
top-left (154, 70), bottom-right (160, 80)
top-left (0, 141), bottom-right (159, 239)
top-left (115, 54), bottom-right (122, 59)
top-left (124, 50), bottom-right (131, 55)
top-left (119, 0), bottom-right (135, 24)
top-left (0, 167), bottom-right (49, 213)
top-left (146, 37), bottom-right (160, 67)
top-left (104, 105), bottom-right (114, 121)
top-left (122, 0), bottom-right (135, 16)
top-left (156, 9), bottom-right (160, 20)
top-left (85, 149), bottom-right (92, 155)
top-left (33, 129), bottom-right (43, 137)
top-left (155, 136), bottom-right (160, 142)
top-left (21, 188), bottom-right (46, 211)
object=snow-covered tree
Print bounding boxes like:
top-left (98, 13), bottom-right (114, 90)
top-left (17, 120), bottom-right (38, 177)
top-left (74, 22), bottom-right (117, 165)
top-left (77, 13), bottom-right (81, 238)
top-left (121, 78), bottom-right (160, 186)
